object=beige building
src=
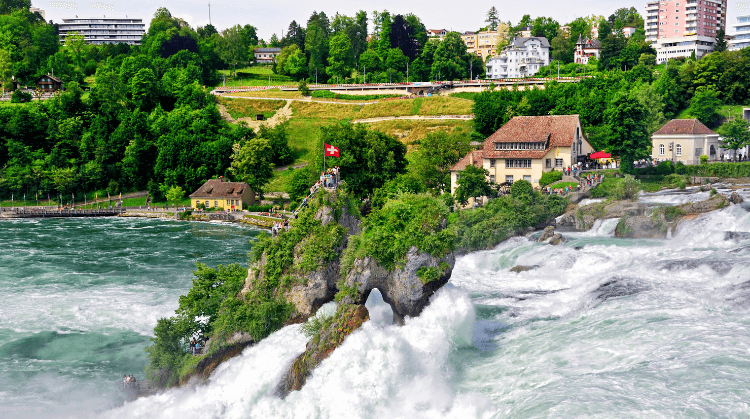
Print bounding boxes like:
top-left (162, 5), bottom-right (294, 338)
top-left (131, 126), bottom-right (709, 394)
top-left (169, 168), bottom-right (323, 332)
top-left (651, 119), bottom-right (720, 164)
top-left (189, 179), bottom-right (255, 210)
top-left (460, 24), bottom-right (510, 61)
top-left (450, 115), bottom-right (594, 192)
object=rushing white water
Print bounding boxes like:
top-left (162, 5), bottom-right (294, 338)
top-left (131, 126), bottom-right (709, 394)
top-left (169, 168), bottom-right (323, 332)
top-left (5, 195), bottom-right (750, 418)
top-left (96, 201), bottom-right (750, 419)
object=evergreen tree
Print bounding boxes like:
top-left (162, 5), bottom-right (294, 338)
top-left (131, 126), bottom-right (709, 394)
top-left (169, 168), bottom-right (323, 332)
top-left (486, 7), bottom-right (500, 31)
top-left (715, 29), bottom-right (727, 52)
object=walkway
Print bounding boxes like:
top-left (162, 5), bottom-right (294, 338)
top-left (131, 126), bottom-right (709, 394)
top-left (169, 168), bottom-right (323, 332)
top-left (350, 114), bottom-right (474, 124)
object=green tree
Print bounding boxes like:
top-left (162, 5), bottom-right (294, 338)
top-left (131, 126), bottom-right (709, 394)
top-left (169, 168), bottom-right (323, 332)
top-left (230, 138), bottom-right (275, 200)
top-left (130, 68), bottom-right (157, 110)
top-left (319, 122), bottom-right (407, 198)
top-left (0, 48), bottom-right (12, 92)
top-left (486, 7), bottom-right (500, 31)
top-left (604, 92), bottom-right (650, 173)
top-left (431, 32), bottom-right (468, 81)
top-left (687, 87), bottom-right (722, 126)
top-left (166, 185), bottom-right (185, 206)
top-left (284, 46), bottom-right (308, 79)
top-left (717, 119), bottom-right (750, 160)
top-left (551, 29), bottom-right (573, 63)
top-left (326, 32), bottom-right (354, 81)
top-left (64, 31), bottom-right (86, 69)
top-left (411, 131), bottom-right (472, 192)
top-left (715, 29), bottom-right (727, 52)
top-left (217, 25), bottom-right (246, 76)
top-left (305, 21), bottom-right (329, 82)
top-left (454, 165), bottom-right (493, 206)
top-left (0, 0), bottom-right (30, 15)
top-left (633, 83), bottom-right (666, 135)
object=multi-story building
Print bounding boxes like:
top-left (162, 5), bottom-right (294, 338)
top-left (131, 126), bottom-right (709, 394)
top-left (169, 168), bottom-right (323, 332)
top-left (728, 15), bottom-right (750, 50)
top-left (645, 0), bottom-right (727, 62)
top-left (485, 37), bottom-right (550, 79)
top-left (450, 115), bottom-right (594, 191)
top-left (29, 7), bottom-right (45, 19)
top-left (254, 47), bottom-right (281, 63)
top-left (460, 24), bottom-right (510, 61)
top-left (58, 17), bottom-right (145, 45)
top-left (574, 35), bottom-right (601, 64)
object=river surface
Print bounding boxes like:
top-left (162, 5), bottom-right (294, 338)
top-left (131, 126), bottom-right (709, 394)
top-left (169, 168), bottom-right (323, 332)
top-left (4, 189), bottom-right (750, 418)
top-left (0, 218), bottom-right (262, 418)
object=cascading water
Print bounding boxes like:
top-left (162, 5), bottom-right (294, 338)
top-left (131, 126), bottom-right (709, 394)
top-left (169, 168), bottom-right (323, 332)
top-left (4, 188), bottom-right (750, 418)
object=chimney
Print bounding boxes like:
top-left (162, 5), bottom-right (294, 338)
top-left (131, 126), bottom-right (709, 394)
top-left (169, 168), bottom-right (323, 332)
top-left (469, 152), bottom-right (474, 165)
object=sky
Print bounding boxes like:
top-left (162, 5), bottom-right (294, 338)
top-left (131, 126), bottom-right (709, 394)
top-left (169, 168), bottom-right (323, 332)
top-left (34, 0), bottom-right (746, 40)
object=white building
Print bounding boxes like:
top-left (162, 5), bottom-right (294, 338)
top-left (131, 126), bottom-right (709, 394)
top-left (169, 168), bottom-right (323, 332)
top-left (58, 17), bottom-right (145, 45)
top-left (574, 35), bottom-right (601, 64)
top-left (728, 15), bottom-right (750, 51)
top-left (651, 119), bottom-right (720, 164)
top-left (654, 35), bottom-right (716, 63)
top-left (485, 37), bottom-right (550, 79)
top-left (254, 47), bottom-right (281, 63)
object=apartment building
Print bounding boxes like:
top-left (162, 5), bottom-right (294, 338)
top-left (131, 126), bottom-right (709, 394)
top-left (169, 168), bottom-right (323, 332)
top-left (645, 0), bottom-right (727, 62)
top-left (485, 37), bottom-right (550, 79)
top-left (460, 24), bottom-right (510, 61)
top-left (728, 15), bottom-right (750, 50)
top-left (58, 17), bottom-right (146, 45)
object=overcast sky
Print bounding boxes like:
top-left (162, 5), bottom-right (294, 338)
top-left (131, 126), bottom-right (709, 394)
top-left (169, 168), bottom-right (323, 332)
top-left (35, 0), bottom-right (745, 40)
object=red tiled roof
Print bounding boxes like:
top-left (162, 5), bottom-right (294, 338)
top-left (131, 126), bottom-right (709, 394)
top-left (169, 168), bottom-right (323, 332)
top-left (450, 150), bottom-right (483, 171)
top-left (653, 119), bottom-right (717, 136)
top-left (482, 115), bottom-right (582, 158)
top-left (189, 179), bottom-right (249, 198)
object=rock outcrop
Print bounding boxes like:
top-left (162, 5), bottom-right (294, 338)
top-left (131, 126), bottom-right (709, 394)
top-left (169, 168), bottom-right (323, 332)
top-left (510, 265), bottom-right (540, 273)
top-left (340, 246), bottom-right (455, 325)
top-left (537, 226), bottom-right (555, 242)
top-left (549, 233), bottom-right (566, 245)
top-left (730, 192), bottom-right (744, 205)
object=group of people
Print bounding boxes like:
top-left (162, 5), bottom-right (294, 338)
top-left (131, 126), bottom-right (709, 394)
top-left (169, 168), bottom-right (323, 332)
top-left (271, 217), bottom-right (290, 236)
top-left (563, 165), bottom-right (581, 177)
top-left (720, 153), bottom-right (747, 163)
top-left (541, 185), bottom-right (578, 195)
top-left (189, 337), bottom-right (208, 355)
top-left (321, 167), bottom-right (340, 188)
top-left (581, 173), bottom-right (604, 188)
top-left (122, 375), bottom-right (137, 385)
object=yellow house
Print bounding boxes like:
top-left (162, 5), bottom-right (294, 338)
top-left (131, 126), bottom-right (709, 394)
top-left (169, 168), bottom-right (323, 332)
top-left (450, 115), bottom-right (594, 193)
top-left (189, 179), bottom-right (255, 210)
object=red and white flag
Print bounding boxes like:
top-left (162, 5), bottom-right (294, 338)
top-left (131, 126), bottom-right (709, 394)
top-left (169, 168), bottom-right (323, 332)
top-left (324, 143), bottom-right (339, 157)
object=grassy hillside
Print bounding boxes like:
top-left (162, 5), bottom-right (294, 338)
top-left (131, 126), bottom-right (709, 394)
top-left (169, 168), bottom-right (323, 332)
top-left (217, 97), bottom-right (286, 119)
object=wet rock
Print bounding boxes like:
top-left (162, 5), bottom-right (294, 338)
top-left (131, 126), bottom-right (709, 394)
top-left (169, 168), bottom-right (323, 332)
top-left (614, 216), bottom-right (669, 239)
top-left (559, 201), bottom-right (645, 231)
top-left (730, 192), bottom-right (744, 205)
top-left (342, 246), bottom-right (455, 325)
top-left (510, 265), bottom-right (540, 273)
top-left (277, 304), bottom-right (369, 398)
top-left (549, 233), bottom-right (565, 245)
top-left (678, 194), bottom-right (729, 214)
top-left (724, 231), bottom-right (750, 242)
top-left (537, 226), bottom-right (555, 242)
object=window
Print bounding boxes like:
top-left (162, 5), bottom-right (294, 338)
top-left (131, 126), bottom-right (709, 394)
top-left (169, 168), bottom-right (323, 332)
top-left (676, 144), bottom-right (682, 156)
top-left (490, 175), bottom-right (495, 183)
top-left (546, 158), bottom-right (552, 168)
top-left (523, 175), bottom-right (532, 182)
top-left (659, 143), bottom-right (665, 155)
top-left (214, 201), bottom-right (219, 208)
top-left (205, 201), bottom-right (209, 207)
top-left (505, 175), bottom-right (514, 184)
top-left (490, 159), bottom-right (496, 168)
top-left (555, 158), bottom-right (563, 168)
top-left (505, 159), bottom-right (532, 168)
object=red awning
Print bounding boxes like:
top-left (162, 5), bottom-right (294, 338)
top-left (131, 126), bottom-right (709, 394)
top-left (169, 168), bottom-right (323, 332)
top-left (590, 151), bottom-right (611, 159)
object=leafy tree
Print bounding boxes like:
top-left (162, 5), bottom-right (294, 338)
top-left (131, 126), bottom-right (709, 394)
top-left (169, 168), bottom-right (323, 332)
top-left (305, 20), bottom-right (329, 81)
top-left (0, 48), bottom-right (11, 92)
top-left (551, 29), bottom-right (573, 63)
top-left (598, 35), bottom-right (625, 70)
top-left (257, 122), bottom-right (294, 166)
top-left (687, 87), bottom-right (722, 126)
top-left (717, 119), bottom-right (750, 159)
top-left (604, 91), bottom-right (650, 173)
top-left (131, 68), bottom-right (157, 111)
top-left (454, 165), bottom-right (493, 206)
top-left (633, 82), bottom-right (666, 135)
top-left (411, 39), bottom-right (438, 81)
top-left (486, 7), bottom-right (500, 31)
top-left (166, 185), bottom-right (185, 205)
top-left (230, 138), bottom-right (275, 200)
top-left (283, 45), bottom-right (307, 79)
top-left (359, 48), bottom-right (383, 74)
top-left (531, 17), bottom-right (560, 42)
top-left (431, 32), bottom-right (468, 81)
top-left (217, 25), bottom-right (247, 76)
top-left (326, 32), bottom-right (354, 81)
top-left (0, 0), bottom-right (29, 15)
top-left (410, 131), bottom-right (472, 192)
top-left (319, 122), bottom-right (407, 198)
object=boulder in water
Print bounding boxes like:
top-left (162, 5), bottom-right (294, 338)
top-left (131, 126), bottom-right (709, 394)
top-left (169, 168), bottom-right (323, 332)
top-left (730, 192), bottom-right (744, 205)
top-left (549, 233), bottom-right (566, 245)
top-left (510, 265), bottom-right (540, 273)
top-left (537, 226), bottom-right (555, 242)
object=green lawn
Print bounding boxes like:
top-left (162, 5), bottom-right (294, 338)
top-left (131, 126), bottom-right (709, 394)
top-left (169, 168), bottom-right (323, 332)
top-left (677, 104), bottom-right (750, 128)
top-left (218, 65), bottom-right (298, 87)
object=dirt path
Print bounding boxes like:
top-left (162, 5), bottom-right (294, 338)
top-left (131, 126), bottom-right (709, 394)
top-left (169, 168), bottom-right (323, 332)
top-left (219, 100), bottom-right (294, 132)
top-left (350, 114), bottom-right (475, 124)
top-left (220, 95), bottom-right (380, 106)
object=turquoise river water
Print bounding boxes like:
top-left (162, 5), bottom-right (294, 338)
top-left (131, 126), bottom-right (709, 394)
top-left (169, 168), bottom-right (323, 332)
top-left (3, 188), bottom-right (750, 418)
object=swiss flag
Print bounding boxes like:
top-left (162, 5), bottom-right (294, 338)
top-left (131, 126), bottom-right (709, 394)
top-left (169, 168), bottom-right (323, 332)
top-left (324, 143), bottom-right (339, 157)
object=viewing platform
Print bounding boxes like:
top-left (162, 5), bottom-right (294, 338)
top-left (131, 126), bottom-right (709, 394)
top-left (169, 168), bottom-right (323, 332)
top-left (0, 208), bottom-right (125, 218)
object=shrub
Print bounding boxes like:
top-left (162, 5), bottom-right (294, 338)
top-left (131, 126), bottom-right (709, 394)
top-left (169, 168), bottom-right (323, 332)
top-left (10, 90), bottom-right (31, 103)
top-left (539, 170), bottom-right (563, 187)
top-left (622, 175), bottom-right (641, 200)
top-left (664, 206), bottom-right (684, 221)
top-left (700, 155), bottom-right (708, 165)
top-left (510, 180), bottom-right (534, 202)
top-left (655, 161), bottom-right (674, 175)
top-left (298, 79), bottom-right (310, 96)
